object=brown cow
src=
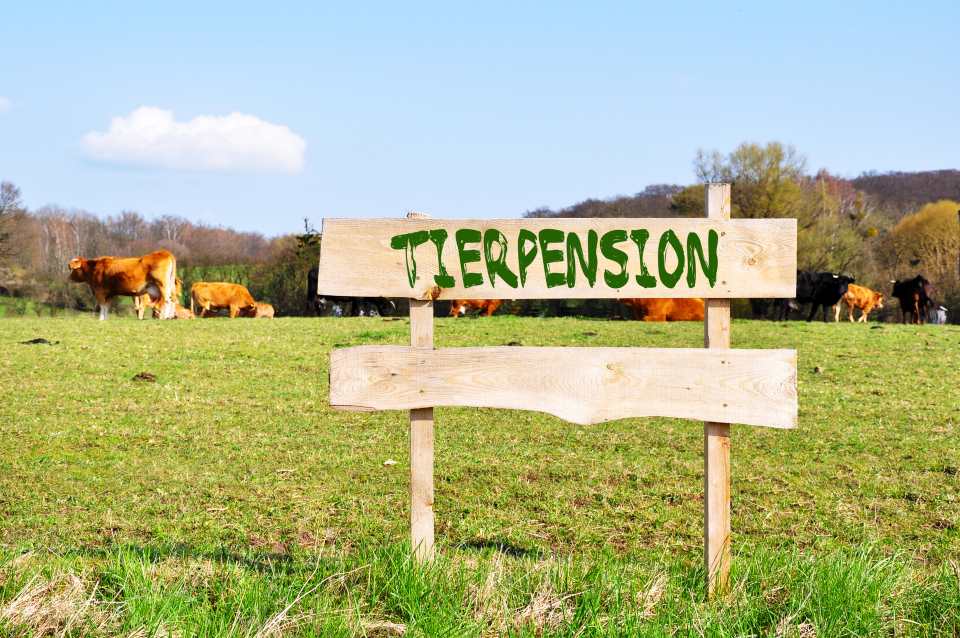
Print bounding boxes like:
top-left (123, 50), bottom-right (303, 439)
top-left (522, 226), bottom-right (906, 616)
top-left (834, 284), bottom-right (884, 323)
top-left (620, 298), bottom-right (705, 321)
top-left (449, 299), bottom-right (501, 317)
top-left (190, 282), bottom-right (257, 318)
top-left (135, 277), bottom-right (184, 319)
top-left (68, 250), bottom-right (177, 320)
top-left (171, 304), bottom-right (195, 319)
top-left (241, 302), bottom-right (274, 318)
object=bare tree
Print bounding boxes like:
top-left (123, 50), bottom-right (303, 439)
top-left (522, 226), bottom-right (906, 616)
top-left (0, 181), bottom-right (23, 260)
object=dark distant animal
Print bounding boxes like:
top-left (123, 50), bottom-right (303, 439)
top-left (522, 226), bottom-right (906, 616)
top-left (779, 271), bottom-right (854, 322)
top-left (307, 267), bottom-right (395, 317)
top-left (449, 299), bottom-right (502, 317)
top-left (68, 250), bottom-right (177, 320)
top-left (891, 275), bottom-right (934, 324)
top-left (620, 298), bottom-right (705, 321)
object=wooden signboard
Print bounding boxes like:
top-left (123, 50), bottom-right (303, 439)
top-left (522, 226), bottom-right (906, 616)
top-left (318, 217), bottom-right (797, 300)
top-left (318, 184), bottom-right (798, 597)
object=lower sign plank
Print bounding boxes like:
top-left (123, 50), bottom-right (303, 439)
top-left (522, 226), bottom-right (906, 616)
top-left (330, 346), bottom-right (798, 429)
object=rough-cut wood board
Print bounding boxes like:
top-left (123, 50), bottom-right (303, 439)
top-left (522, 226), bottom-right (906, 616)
top-left (703, 182), bottom-right (733, 597)
top-left (408, 299), bottom-right (435, 563)
top-left (330, 346), bottom-right (798, 429)
top-left (317, 218), bottom-right (797, 300)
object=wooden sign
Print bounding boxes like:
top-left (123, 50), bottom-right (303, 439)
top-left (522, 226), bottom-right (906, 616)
top-left (331, 346), bottom-right (797, 428)
top-left (318, 185), bottom-right (798, 598)
top-left (317, 218), bottom-right (797, 300)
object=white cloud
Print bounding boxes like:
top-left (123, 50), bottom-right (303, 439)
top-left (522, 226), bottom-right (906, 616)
top-left (0, 97), bottom-right (11, 112)
top-left (81, 106), bottom-right (306, 174)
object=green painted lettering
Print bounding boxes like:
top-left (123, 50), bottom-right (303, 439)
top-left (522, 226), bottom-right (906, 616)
top-left (566, 230), bottom-right (598, 287)
top-left (483, 229), bottom-right (518, 288)
top-left (686, 230), bottom-right (719, 288)
top-left (390, 230), bottom-right (430, 287)
top-left (517, 229), bottom-right (538, 286)
top-left (600, 230), bottom-right (629, 288)
top-left (428, 229), bottom-right (455, 288)
top-left (538, 229), bottom-right (566, 288)
top-left (629, 229), bottom-right (657, 288)
top-left (658, 230), bottom-right (683, 288)
top-left (455, 228), bottom-right (483, 288)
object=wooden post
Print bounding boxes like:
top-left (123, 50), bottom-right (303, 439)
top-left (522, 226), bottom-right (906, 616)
top-left (407, 212), bottom-right (435, 563)
top-left (704, 183), bottom-right (732, 597)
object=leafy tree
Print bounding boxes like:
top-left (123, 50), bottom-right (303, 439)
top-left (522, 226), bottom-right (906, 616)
top-left (684, 142), bottom-right (807, 219)
top-left (887, 200), bottom-right (959, 278)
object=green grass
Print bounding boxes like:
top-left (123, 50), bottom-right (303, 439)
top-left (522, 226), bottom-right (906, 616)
top-left (0, 297), bottom-right (84, 318)
top-left (0, 316), bottom-right (958, 636)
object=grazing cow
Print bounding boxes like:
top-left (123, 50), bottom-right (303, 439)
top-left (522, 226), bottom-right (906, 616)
top-left (134, 277), bottom-right (183, 319)
top-left (834, 284), bottom-right (884, 323)
top-left (891, 275), bottom-right (934, 324)
top-left (449, 299), bottom-right (502, 317)
top-left (242, 302), bottom-right (275, 318)
top-left (190, 282), bottom-right (257, 318)
top-left (68, 250), bottom-right (177, 320)
top-left (779, 271), bottom-right (854, 322)
top-left (620, 298), bottom-right (705, 321)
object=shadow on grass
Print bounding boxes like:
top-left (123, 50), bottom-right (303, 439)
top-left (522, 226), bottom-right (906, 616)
top-left (457, 537), bottom-right (543, 558)
top-left (69, 541), bottom-right (301, 575)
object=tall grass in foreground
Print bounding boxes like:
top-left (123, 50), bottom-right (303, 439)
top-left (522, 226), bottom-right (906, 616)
top-left (1, 545), bottom-right (957, 637)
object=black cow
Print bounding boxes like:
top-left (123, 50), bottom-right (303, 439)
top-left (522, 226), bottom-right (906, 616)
top-left (891, 275), bottom-right (934, 324)
top-left (307, 267), bottom-right (396, 317)
top-left (779, 271), bottom-right (855, 322)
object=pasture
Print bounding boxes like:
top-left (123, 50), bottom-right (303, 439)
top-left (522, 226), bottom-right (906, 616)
top-left (0, 316), bottom-right (958, 636)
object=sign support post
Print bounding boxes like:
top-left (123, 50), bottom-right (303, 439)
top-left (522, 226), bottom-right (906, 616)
top-left (406, 212), bottom-right (435, 563)
top-left (704, 183), bottom-right (732, 597)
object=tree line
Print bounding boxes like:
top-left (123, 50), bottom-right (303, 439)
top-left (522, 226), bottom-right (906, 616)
top-left (526, 143), bottom-right (959, 321)
top-left (0, 185), bottom-right (320, 316)
top-left (1, 141), bottom-right (958, 320)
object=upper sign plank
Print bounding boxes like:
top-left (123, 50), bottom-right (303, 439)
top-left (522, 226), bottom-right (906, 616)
top-left (317, 218), bottom-right (797, 300)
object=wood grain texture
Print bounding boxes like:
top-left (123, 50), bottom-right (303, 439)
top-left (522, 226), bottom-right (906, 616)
top-left (330, 346), bottom-right (798, 429)
top-left (408, 300), bottom-right (435, 562)
top-left (704, 183), bottom-right (733, 598)
top-left (408, 220), bottom-right (436, 563)
top-left (317, 217), bottom-right (797, 300)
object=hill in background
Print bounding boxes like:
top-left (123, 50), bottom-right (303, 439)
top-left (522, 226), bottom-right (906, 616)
top-left (526, 169), bottom-right (960, 222)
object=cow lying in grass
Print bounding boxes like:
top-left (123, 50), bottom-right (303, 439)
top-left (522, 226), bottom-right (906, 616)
top-left (134, 277), bottom-right (184, 319)
top-left (449, 299), bottom-right (501, 317)
top-left (620, 298), bottom-right (704, 321)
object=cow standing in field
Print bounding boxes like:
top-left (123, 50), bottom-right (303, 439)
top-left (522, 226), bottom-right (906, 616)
top-left (449, 299), bottom-right (502, 317)
top-left (834, 284), bottom-right (884, 322)
top-left (779, 271), bottom-right (854, 322)
top-left (190, 282), bottom-right (257, 318)
top-left (68, 250), bottom-right (177, 320)
top-left (620, 298), bottom-right (705, 321)
top-left (891, 275), bottom-right (934, 324)
top-left (134, 277), bottom-right (183, 319)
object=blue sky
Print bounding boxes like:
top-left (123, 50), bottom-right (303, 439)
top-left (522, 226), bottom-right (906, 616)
top-left (1, 1), bottom-right (957, 236)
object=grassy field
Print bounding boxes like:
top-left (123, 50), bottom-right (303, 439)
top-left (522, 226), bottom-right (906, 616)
top-left (0, 315), bottom-right (958, 636)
